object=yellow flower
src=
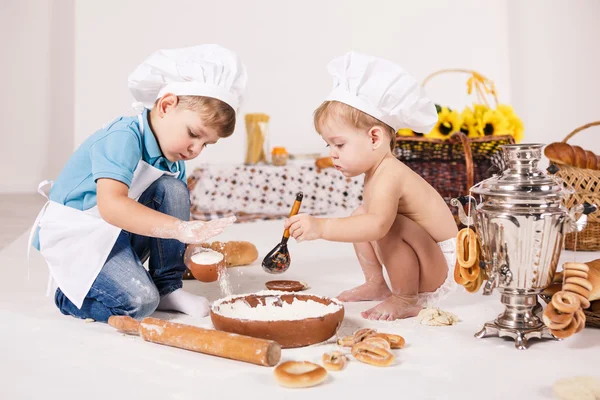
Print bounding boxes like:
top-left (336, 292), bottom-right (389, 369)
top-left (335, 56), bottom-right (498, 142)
top-left (397, 128), bottom-right (416, 137)
top-left (459, 107), bottom-right (479, 138)
top-left (477, 108), bottom-right (510, 137)
top-left (472, 103), bottom-right (489, 122)
top-left (497, 104), bottom-right (524, 143)
top-left (427, 107), bottom-right (462, 140)
top-left (462, 103), bottom-right (492, 138)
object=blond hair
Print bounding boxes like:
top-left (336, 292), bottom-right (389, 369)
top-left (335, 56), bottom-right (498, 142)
top-left (156, 95), bottom-right (236, 138)
top-left (313, 101), bottom-right (396, 150)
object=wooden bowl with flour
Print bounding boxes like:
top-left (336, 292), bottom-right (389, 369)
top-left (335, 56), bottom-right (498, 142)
top-left (210, 291), bottom-right (344, 348)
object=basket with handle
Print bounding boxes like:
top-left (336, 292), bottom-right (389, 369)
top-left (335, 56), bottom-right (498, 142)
top-left (552, 121), bottom-right (600, 251)
top-left (394, 69), bottom-right (516, 225)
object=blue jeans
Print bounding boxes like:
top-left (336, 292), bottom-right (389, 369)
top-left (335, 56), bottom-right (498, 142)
top-left (54, 176), bottom-right (190, 322)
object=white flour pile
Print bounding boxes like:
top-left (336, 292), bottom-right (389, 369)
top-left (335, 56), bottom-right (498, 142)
top-left (191, 249), bottom-right (223, 265)
top-left (212, 291), bottom-right (342, 321)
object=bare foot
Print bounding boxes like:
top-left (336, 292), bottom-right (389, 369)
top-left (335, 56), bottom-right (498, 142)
top-left (337, 281), bottom-right (391, 302)
top-left (361, 294), bottom-right (422, 321)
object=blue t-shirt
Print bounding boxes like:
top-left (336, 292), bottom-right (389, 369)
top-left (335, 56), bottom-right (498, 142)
top-left (33, 109), bottom-right (186, 249)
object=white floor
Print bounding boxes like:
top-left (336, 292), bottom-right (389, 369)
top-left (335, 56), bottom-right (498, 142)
top-left (1, 218), bottom-right (599, 400)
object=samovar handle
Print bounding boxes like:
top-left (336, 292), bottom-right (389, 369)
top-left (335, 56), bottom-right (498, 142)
top-left (566, 202), bottom-right (598, 233)
top-left (450, 196), bottom-right (478, 226)
top-left (583, 202), bottom-right (598, 215)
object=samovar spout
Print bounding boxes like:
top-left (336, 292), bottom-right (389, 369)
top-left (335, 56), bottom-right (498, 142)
top-left (481, 252), bottom-right (512, 296)
top-left (450, 195), bottom-right (478, 226)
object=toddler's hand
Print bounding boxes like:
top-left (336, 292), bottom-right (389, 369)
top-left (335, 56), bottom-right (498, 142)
top-left (177, 216), bottom-right (236, 244)
top-left (284, 214), bottom-right (324, 242)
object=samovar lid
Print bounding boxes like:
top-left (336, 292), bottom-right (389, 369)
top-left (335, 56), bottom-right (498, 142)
top-left (471, 144), bottom-right (566, 199)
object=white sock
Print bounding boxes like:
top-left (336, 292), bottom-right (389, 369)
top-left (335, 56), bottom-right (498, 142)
top-left (157, 289), bottom-right (210, 317)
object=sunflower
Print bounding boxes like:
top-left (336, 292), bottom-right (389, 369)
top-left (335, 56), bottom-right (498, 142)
top-left (497, 104), bottom-right (524, 143)
top-left (427, 107), bottom-right (462, 140)
top-left (476, 108), bottom-right (510, 137)
top-left (472, 103), bottom-right (489, 123)
top-left (459, 107), bottom-right (479, 138)
top-left (397, 128), bottom-right (416, 137)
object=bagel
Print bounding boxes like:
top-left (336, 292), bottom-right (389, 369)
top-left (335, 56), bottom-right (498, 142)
top-left (551, 291), bottom-right (581, 314)
top-left (321, 352), bottom-right (347, 371)
top-left (351, 342), bottom-right (394, 367)
top-left (274, 361), bottom-right (327, 388)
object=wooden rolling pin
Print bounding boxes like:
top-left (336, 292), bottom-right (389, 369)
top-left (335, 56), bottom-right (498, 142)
top-left (108, 316), bottom-right (281, 367)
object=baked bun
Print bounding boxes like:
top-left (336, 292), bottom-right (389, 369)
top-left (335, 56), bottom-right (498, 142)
top-left (571, 145), bottom-right (588, 168)
top-left (202, 241), bottom-right (258, 267)
top-left (544, 143), bottom-right (576, 166)
top-left (315, 157), bottom-right (334, 169)
top-left (586, 259), bottom-right (600, 301)
top-left (543, 142), bottom-right (600, 170)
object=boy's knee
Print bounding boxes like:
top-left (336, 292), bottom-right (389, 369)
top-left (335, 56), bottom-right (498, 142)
top-left (153, 176), bottom-right (190, 215)
top-left (120, 286), bottom-right (160, 319)
top-left (155, 176), bottom-right (188, 198)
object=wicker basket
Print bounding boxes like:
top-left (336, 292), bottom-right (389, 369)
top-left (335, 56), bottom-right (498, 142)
top-left (585, 308), bottom-right (600, 328)
top-left (394, 69), bottom-right (515, 224)
top-left (394, 133), bottom-right (514, 224)
top-left (552, 122), bottom-right (600, 251)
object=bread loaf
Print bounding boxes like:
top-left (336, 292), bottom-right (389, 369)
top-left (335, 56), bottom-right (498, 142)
top-left (585, 259), bottom-right (600, 301)
top-left (544, 143), bottom-right (576, 166)
top-left (585, 150), bottom-right (598, 170)
top-left (544, 142), bottom-right (600, 170)
top-left (201, 241), bottom-right (259, 267)
top-left (571, 145), bottom-right (588, 168)
top-left (315, 157), bottom-right (334, 169)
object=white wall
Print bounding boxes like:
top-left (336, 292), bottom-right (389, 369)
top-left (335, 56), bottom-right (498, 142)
top-left (46, 0), bottom-right (75, 180)
top-left (508, 0), bottom-right (600, 154)
top-left (73, 0), bottom-right (512, 171)
top-left (0, 0), bottom-right (74, 194)
top-left (3, 0), bottom-right (600, 193)
top-left (0, 0), bottom-right (51, 193)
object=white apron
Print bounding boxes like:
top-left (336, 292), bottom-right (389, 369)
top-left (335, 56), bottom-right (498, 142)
top-left (27, 114), bottom-right (179, 309)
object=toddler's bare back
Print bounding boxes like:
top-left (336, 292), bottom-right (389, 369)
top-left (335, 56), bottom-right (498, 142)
top-left (363, 157), bottom-right (458, 242)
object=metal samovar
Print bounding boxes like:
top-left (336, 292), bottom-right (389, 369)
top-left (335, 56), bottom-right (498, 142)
top-left (451, 144), bottom-right (596, 350)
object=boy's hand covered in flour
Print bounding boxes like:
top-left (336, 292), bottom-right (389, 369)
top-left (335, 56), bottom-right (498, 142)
top-left (176, 216), bottom-right (237, 244)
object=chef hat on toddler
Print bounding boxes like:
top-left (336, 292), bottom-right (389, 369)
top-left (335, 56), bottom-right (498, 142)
top-left (128, 44), bottom-right (248, 112)
top-left (325, 51), bottom-right (437, 133)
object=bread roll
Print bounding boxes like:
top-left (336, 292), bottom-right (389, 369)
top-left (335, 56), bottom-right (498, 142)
top-left (202, 241), bottom-right (259, 267)
top-left (542, 283), bottom-right (562, 297)
top-left (315, 156), bottom-right (334, 169)
top-left (585, 150), bottom-right (598, 170)
top-left (585, 259), bottom-right (600, 301)
top-left (544, 143), bottom-right (576, 166)
top-left (571, 145), bottom-right (588, 168)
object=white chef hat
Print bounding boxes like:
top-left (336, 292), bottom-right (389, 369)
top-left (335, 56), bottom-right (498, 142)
top-left (325, 51), bottom-right (437, 133)
top-left (128, 44), bottom-right (248, 112)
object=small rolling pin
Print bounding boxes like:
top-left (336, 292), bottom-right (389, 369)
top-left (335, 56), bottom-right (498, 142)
top-left (108, 316), bottom-right (281, 367)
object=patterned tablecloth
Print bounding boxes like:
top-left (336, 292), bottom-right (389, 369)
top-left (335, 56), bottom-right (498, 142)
top-left (188, 161), bottom-right (363, 222)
